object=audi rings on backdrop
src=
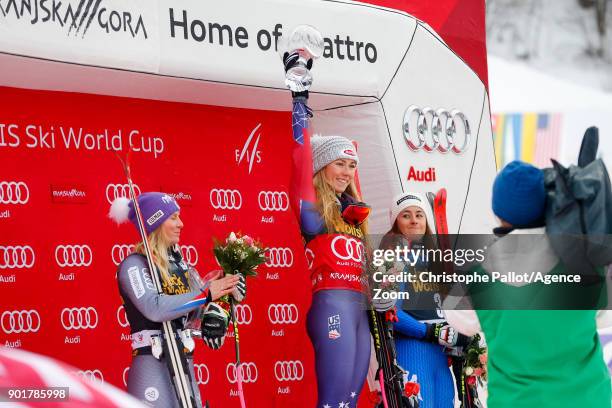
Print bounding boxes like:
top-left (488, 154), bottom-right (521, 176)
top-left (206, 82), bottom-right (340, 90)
top-left (268, 304), bottom-right (299, 324)
top-left (1, 310), bottom-right (41, 334)
top-left (179, 245), bottom-right (199, 266)
top-left (122, 367), bottom-right (130, 387)
top-left (265, 247), bottom-right (293, 268)
top-left (111, 244), bottom-right (135, 266)
top-left (55, 244), bottom-right (92, 268)
top-left (209, 188), bottom-right (242, 210)
top-left (226, 362), bottom-right (258, 383)
top-left (233, 304), bottom-right (253, 325)
top-left (402, 105), bottom-right (470, 154)
top-left (75, 369), bottom-right (104, 384)
top-left (193, 363), bottom-right (210, 385)
top-left (116, 305), bottom-right (129, 328)
top-left (105, 183), bottom-right (140, 204)
top-left (0, 245), bottom-right (35, 269)
top-left (258, 191), bottom-right (289, 211)
top-left (274, 360), bottom-right (304, 382)
top-left (60, 307), bottom-right (98, 330)
top-left (0, 181), bottom-right (29, 204)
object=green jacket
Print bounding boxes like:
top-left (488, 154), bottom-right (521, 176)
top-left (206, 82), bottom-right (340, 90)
top-left (444, 228), bottom-right (611, 408)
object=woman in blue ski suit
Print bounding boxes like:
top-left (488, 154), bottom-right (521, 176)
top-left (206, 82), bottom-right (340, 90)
top-left (380, 192), bottom-right (467, 408)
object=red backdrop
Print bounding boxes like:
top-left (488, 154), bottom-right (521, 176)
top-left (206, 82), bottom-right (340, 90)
top-left (0, 85), bottom-right (321, 406)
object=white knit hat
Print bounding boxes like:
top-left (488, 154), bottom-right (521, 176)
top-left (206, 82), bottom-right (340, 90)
top-left (311, 135), bottom-right (359, 174)
top-left (389, 192), bottom-right (434, 228)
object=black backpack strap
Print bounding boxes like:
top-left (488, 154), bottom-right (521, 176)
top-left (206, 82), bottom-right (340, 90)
top-left (578, 126), bottom-right (599, 168)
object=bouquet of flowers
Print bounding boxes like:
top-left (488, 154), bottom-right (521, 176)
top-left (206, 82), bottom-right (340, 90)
top-left (213, 232), bottom-right (266, 278)
top-left (463, 333), bottom-right (487, 386)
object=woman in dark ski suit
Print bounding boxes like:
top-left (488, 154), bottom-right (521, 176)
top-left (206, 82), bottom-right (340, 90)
top-left (110, 191), bottom-right (240, 407)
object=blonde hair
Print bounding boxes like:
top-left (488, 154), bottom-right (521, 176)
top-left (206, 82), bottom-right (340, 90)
top-left (134, 227), bottom-right (172, 289)
top-left (313, 170), bottom-right (369, 237)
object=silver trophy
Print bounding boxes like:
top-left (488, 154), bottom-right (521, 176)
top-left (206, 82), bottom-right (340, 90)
top-left (280, 25), bottom-right (324, 92)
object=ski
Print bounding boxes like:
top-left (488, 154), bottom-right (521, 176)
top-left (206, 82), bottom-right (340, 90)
top-left (115, 152), bottom-right (196, 408)
top-left (433, 188), bottom-right (454, 275)
top-left (431, 188), bottom-right (481, 408)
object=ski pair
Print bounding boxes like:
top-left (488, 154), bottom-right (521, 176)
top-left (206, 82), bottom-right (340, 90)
top-left (428, 189), bottom-right (481, 408)
top-left (368, 309), bottom-right (410, 408)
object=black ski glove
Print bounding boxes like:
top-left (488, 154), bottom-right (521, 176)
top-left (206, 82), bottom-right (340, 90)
top-left (201, 303), bottom-right (229, 350)
top-left (425, 322), bottom-right (466, 347)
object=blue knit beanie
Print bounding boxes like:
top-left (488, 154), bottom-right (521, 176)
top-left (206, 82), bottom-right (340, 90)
top-left (492, 161), bottom-right (546, 226)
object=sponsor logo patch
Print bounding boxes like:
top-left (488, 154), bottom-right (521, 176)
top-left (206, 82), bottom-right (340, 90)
top-left (127, 266), bottom-right (145, 299)
top-left (328, 314), bottom-right (341, 340)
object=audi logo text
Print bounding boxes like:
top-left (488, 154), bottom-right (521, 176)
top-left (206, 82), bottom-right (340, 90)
top-left (1, 310), bottom-right (41, 334)
top-left (226, 362), bottom-right (258, 383)
top-left (331, 236), bottom-right (364, 262)
top-left (266, 247), bottom-right (293, 268)
top-left (61, 307), bottom-right (98, 330)
top-left (106, 183), bottom-right (141, 204)
top-left (402, 106), bottom-right (470, 154)
top-left (209, 189), bottom-right (242, 210)
top-left (0, 245), bottom-right (35, 269)
top-left (233, 304), bottom-right (253, 325)
top-left (268, 304), bottom-right (299, 324)
top-left (274, 360), bottom-right (304, 381)
top-left (258, 191), bottom-right (289, 211)
top-left (111, 244), bottom-right (135, 266)
top-left (0, 181), bottom-right (29, 204)
top-left (55, 245), bottom-right (92, 268)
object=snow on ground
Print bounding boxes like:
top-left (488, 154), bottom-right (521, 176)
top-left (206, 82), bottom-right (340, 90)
top-left (487, 0), bottom-right (612, 93)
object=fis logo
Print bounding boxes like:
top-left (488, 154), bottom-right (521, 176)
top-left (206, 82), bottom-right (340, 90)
top-left (328, 314), bottom-right (341, 340)
top-left (235, 123), bottom-right (262, 174)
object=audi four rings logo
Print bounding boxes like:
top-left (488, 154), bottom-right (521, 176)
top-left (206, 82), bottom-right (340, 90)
top-left (268, 304), bottom-right (299, 324)
top-left (194, 363), bottom-right (210, 385)
top-left (111, 244), bottom-right (135, 266)
top-left (265, 247), bottom-right (293, 268)
top-left (75, 369), bottom-right (104, 384)
top-left (233, 304), bottom-right (253, 325)
top-left (209, 189), bottom-right (242, 210)
top-left (55, 245), bottom-right (93, 268)
top-left (0, 245), bottom-right (35, 269)
top-left (116, 305), bottom-right (129, 328)
top-left (105, 183), bottom-right (141, 204)
top-left (258, 191), bottom-right (289, 211)
top-left (402, 105), bottom-right (471, 154)
top-left (226, 362), bottom-right (258, 383)
top-left (179, 245), bottom-right (199, 266)
top-left (0, 181), bottom-right (29, 204)
top-left (331, 236), bottom-right (364, 262)
top-left (274, 360), bottom-right (304, 382)
top-left (1, 310), bottom-right (41, 334)
top-left (60, 307), bottom-right (98, 330)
